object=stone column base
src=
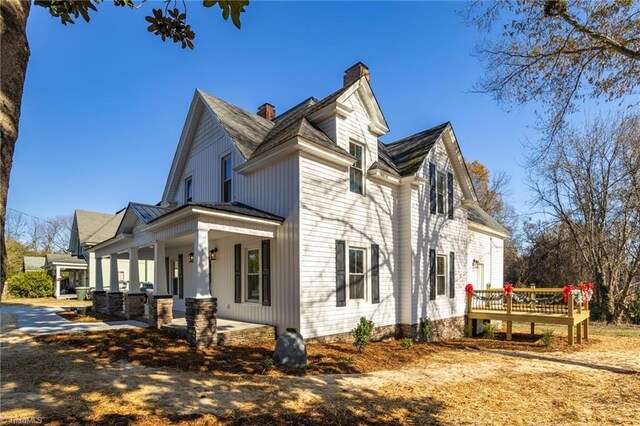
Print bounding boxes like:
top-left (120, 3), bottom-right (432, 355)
top-left (92, 291), bottom-right (107, 314)
top-left (124, 292), bottom-right (146, 319)
top-left (149, 295), bottom-right (173, 329)
top-left (107, 292), bottom-right (124, 315)
top-left (186, 297), bottom-right (217, 348)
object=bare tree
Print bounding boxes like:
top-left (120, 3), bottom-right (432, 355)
top-left (5, 209), bottom-right (27, 241)
top-left (465, 0), bottom-right (640, 132)
top-left (528, 112), bottom-right (640, 322)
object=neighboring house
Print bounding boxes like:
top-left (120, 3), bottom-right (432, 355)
top-left (89, 62), bottom-right (509, 342)
top-left (69, 209), bottom-right (154, 290)
top-left (22, 256), bottom-right (45, 272)
top-left (43, 253), bottom-right (88, 297)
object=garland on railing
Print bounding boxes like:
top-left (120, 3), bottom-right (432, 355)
top-left (563, 283), bottom-right (595, 304)
top-left (512, 292), bottom-right (564, 305)
top-left (471, 292), bottom-right (504, 302)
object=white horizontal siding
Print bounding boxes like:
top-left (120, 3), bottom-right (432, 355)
top-left (468, 230), bottom-right (504, 290)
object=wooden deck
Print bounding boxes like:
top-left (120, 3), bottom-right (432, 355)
top-left (467, 288), bottom-right (590, 345)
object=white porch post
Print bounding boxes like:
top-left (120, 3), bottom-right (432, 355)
top-left (110, 254), bottom-right (119, 292)
top-left (95, 256), bottom-right (104, 291)
top-left (129, 248), bottom-right (139, 292)
top-left (194, 226), bottom-right (211, 298)
top-left (153, 241), bottom-right (166, 295)
top-left (55, 266), bottom-right (61, 298)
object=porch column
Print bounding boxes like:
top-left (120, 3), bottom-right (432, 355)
top-left (95, 257), bottom-right (104, 291)
top-left (55, 266), bottom-right (61, 298)
top-left (109, 254), bottom-right (119, 292)
top-left (153, 241), bottom-right (167, 295)
top-left (129, 248), bottom-right (139, 292)
top-left (193, 227), bottom-right (211, 298)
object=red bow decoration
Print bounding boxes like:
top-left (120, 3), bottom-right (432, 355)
top-left (563, 285), bottom-right (575, 303)
top-left (465, 284), bottom-right (474, 295)
top-left (586, 282), bottom-right (594, 291)
top-left (503, 284), bottom-right (513, 295)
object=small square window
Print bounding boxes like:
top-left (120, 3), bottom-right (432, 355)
top-left (185, 177), bottom-right (193, 203)
top-left (349, 142), bottom-right (364, 195)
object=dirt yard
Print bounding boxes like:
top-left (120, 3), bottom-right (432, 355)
top-left (1, 297), bottom-right (91, 308)
top-left (1, 313), bottom-right (639, 425)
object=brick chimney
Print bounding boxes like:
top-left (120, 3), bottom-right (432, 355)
top-left (257, 103), bottom-right (276, 121)
top-left (343, 62), bottom-right (370, 87)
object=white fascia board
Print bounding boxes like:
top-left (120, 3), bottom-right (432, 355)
top-left (367, 169), bottom-right (401, 186)
top-left (400, 175), bottom-right (427, 187)
top-left (468, 221), bottom-right (510, 239)
top-left (191, 208), bottom-right (283, 227)
top-left (236, 137), bottom-right (353, 175)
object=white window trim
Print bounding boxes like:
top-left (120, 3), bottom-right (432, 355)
top-left (436, 253), bottom-right (448, 297)
top-left (347, 245), bottom-right (368, 304)
top-left (220, 152), bottom-right (233, 203)
top-left (244, 246), bottom-right (261, 304)
top-left (184, 175), bottom-right (193, 204)
top-left (348, 140), bottom-right (366, 196)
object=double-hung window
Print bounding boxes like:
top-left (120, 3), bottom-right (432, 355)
top-left (185, 177), bottom-right (193, 203)
top-left (222, 155), bottom-right (232, 202)
top-left (436, 172), bottom-right (445, 215)
top-left (246, 248), bottom-right (260, 302)
top-left (349, 248), bottom-right (365, 300)
top-left (349, 142), bottom-right (364, 195)
top-left (436, 254), bottom-right (447, 296)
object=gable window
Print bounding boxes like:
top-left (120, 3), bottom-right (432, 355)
top-left (348, 248), bottom-right (366, 299)
top-left (436, 172), bottom-right (445, 214)
top-left (222, 155), bottom-right (232, 202)
top-left (185, 177), bottom-right (193, 203)
top-left (436, 254), bottom-right (447, 296)
top-left (349, 142), bottom-right (364, 195)
top-left (246, 248), bottom-right (260, 302)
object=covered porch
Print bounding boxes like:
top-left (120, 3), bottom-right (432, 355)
top-left (43, 254), bottom-right (88, 299)
top-left (89, 202), bottom-right (284, 347)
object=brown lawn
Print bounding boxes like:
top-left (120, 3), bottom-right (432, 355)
top-left (1, 313), bottom-right (639, 425)
top-left (55, 309), bottom-right (123, 323)
top-left (1, 297), bottom-right (91, 308)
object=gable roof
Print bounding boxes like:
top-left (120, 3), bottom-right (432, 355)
top-left (72, 209), bottom-right (124, 247)
top-left (45, 253), bottom-right (87, 266)
top-left (467, 204), bottom-right (511, 237)
top-left (199, 90), bottom-right (275, 159)
top-left (23, 256), bottom-right (46, 271)
top-left (383, 122), bottom-right (449, 176)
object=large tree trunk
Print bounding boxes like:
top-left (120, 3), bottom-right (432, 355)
top-left (1, 0), bottom-right (31, 298)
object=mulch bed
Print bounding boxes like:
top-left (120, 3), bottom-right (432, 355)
top-left (33, 327), bottom-right (589, 377)
top-left (442, 331), bottom-right (596, 353)
top-left (56, 309), bottom-right (123, 323)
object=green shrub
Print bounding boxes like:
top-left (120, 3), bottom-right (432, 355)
top-left (401, 337), bottom-right (413, 349)
top-left (418, 317), bottom-right (433, 342)
top-left (541, 328), bottom-right (555, 347)
top-left (259, 358), bottom-right (274, 372)
top-left (463, 323), bottom-right (473, 338)
top-left (626, 288), bottom-right (640, 325)
top-left (7, 270), bottom-right (54, 298)
top-left (482, 322), bottom-right (497, 339)
top-left (351, 317), bottom-right (375, 352)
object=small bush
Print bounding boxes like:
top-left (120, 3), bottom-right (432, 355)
top-left (418, 317), bottom-right (433, 342)
top-left (351, 317), bottom-right (375, 352)
top-left (259, 358), bottom-right (274, 372)
top-left (463, 323), bottom-right (473, 338)
top-left (482, 322), bottom-right (497, 339)
top-left (401, 337), bottom-right (413, 350)
top-left (541, 328), bottom-right (555, 347)
top-left (7, 270), bottom-right (54, 298)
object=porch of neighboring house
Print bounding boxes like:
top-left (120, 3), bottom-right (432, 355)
top-left (44, 254), bottom-right (88, 299)
top-left (466, 287), bottom-right (591, 345)
top-left (90, 203), bottom-right (283, 347)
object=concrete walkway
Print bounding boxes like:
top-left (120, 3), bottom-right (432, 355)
top-left (0, 305), bottom-right (147, 335)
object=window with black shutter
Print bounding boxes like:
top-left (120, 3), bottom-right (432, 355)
top-left (336, 240), bottom-right (346, 307)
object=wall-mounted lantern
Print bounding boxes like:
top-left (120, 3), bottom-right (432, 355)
top-left (472, 259), bottom-right (480, 269)
top-left (210, 248), bottom-right (218, 261)
top-left (188, 252), bottom-right (194, 263)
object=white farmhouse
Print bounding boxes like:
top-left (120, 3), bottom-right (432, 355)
top-left (88, 62), bottom-right (509, 346)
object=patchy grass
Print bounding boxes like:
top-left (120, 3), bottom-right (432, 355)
top-left (1, 297), bottom-right (91, 308)
top-left (56, 309), bottom-right (122, 323)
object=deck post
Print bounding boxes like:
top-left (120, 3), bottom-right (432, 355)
top-left (530, 284), bottom-right (535, 335)
top-left (567, 292), bottom-right (574, 345)
top-left (530, 322), bottom-right (535, 335)
top-left (584, 319), bottom-right (589, 340)
top-left (465, 292), bottom-right (473, 334)
top-left (506, 292), bottom-right (513, 341)
top-left (576, 321), bottom-right (582, 344)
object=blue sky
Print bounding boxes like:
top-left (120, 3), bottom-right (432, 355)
top-left (11, 1), bottom-right (543, 220)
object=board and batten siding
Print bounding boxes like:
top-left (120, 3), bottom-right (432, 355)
top-left (408, 137), bottom-right (469, 325)
top-left (299, 91), bottom-right (398, 339)
top-left (167, 104), bottom-right (301, 333)
top-left (468, 230), bottom-right (504, 290)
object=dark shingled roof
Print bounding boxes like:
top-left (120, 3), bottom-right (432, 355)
top-left (45, 253), bottom-right (87, 266)
top-left (383, 122), bottom-right (449, 176)
top-left (129, 202), bottom-right (173, 224)
top-left (148, 201), bottom-right (284, 224)
top-left (467, 204), bottom-right (511, 236)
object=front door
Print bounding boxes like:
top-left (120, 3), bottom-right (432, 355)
top-left (477, 263), bottom-right (486, 290)
top-left (171, 257), bottom-right (185, 311)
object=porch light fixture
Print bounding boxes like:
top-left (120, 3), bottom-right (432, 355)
top-left (472, 259), bottom-right (480, 269)
top-left (210, 248), bottom-right (218, 261)
top-left (189, 252), bottom-right (194, 263)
